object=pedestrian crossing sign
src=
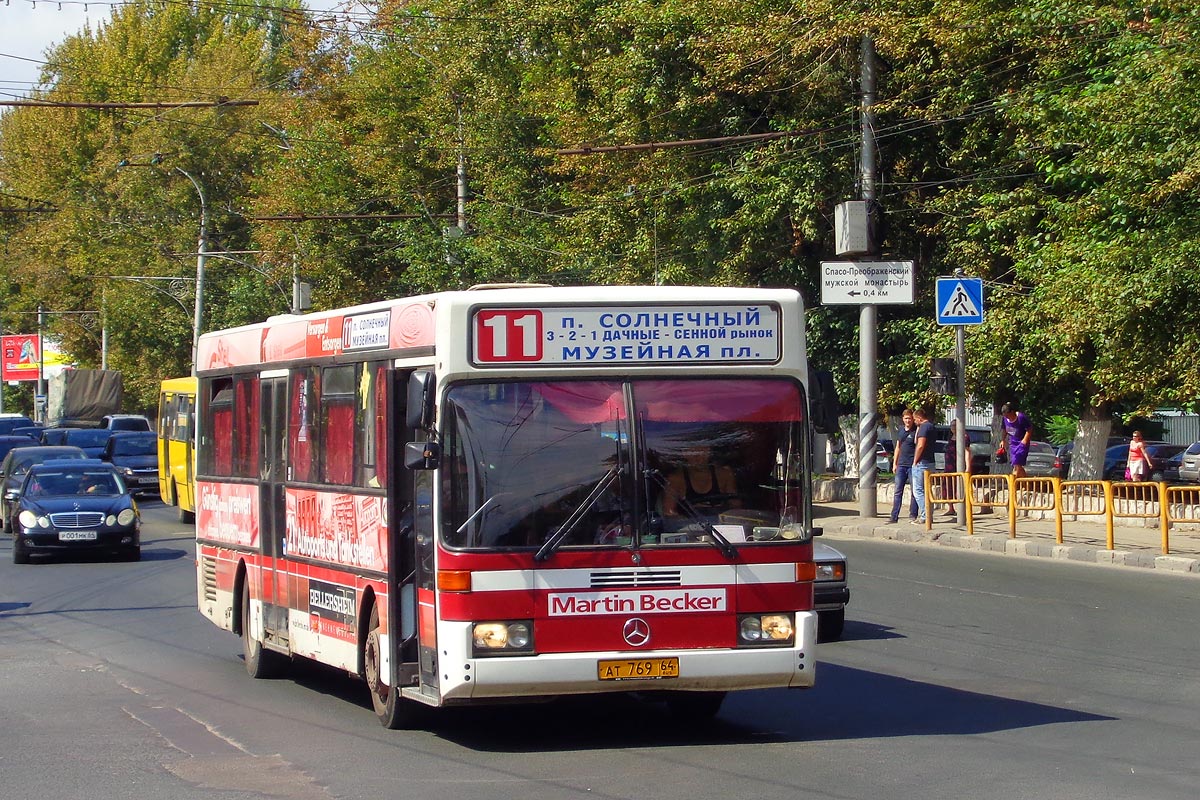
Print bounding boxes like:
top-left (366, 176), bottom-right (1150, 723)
top-left (936, 277), bottom-right (984, 325)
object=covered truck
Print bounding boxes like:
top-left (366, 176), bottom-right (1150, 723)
top-left (46, 369), bottom-right (123, 428)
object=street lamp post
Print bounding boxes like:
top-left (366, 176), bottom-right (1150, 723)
top-left (174, 167), bottom-right (208, 376)
top-left (116, 157), bottom-right (209, 375)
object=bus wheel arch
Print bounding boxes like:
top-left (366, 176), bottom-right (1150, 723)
top-left (238, 563), bottom-right (285, 679)
top-left (174, 482), bottom-right (195, 523)
top-left (361, 594), bottom-right (420, 729)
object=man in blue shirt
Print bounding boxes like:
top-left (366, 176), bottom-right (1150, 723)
top-left (887, 409), bottom-right (920, 524)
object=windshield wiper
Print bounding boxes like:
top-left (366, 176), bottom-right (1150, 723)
top-left (645, 468), bottom-right (738, 560)
top-left (534, 466), bottom-right (624, 562)
top-left (456, 493), bottom-right (507, 535)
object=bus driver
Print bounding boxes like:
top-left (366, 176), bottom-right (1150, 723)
top-left (662, 444), bottom-right (740, 519)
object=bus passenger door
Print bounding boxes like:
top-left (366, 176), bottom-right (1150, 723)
top-left (259, 376), bottom-right (289, 646)
top-left (389, 369), bottom-right (437, 695)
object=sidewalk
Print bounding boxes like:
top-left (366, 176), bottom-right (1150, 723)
top-left (814, 499), bottom-right (1200, 576)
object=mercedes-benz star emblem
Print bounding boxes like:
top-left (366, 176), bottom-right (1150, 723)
top-left (622, 617), bottom-right (650, 647)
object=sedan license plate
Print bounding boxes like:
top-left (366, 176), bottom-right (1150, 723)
top-left (598, 657), bottom-right (679, 681)
top-left (59, 531), bottom-right (98, 541)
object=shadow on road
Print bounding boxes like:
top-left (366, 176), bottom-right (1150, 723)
top-left (837, 619), bottom-right (904, 642)
top-left (277, 656), bottom-right (1111, 751)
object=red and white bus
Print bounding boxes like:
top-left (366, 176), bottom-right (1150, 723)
top-left (194, 284), bottom-right (821, 727)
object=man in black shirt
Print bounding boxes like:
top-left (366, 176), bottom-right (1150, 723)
top-left (911, 407), bottom-right (936, 524)
top-left (887, 409), bottom-right (919, 524)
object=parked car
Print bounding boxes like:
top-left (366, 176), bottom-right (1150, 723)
top-left (932, 425), bottom-right (993, 473)
top-left (1162, 450), bottom-right (1184, 483)
top-left (10, 459), bottom-right (140, 564)
top-left (1177, 441), bottom-right (1200, 483)
top-left (0, 445), bottom-right (89, 531)
top-left (100, 431), bottom-right (159, 495)
top-left (10, 425), bottom-right (43, 441)
top-left (1104, 441), bottom-right (1185, 481)
top-left (1056, 436), bottom-right (1132, 479)
top-left (100, 414), bottom-right (153, 432)
top-left (814, 541), bottom-right (850, 642)
top-left (0, 415), bottom-right (36, 436)
top-left (1023, 441), bottom-right (1060, 477)
top-left (876, 441), bottom-right (891, 473)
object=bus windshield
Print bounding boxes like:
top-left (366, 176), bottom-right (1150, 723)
top-left (440, 378), bottom-right (808, 551)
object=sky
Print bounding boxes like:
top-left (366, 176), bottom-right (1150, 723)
top-left (0, 1), bottom-right (348, 99)
top-left (0, 2), bottom-right (98, 96)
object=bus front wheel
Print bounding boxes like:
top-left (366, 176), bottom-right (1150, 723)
top-left (364, 602), bottom-right (421, 729)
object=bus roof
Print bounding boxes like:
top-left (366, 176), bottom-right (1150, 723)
top-left (196, 285), bottom-right (805, 376)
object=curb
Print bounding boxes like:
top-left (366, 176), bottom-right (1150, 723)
top-left (820, 519), bottom-right (1200, 575)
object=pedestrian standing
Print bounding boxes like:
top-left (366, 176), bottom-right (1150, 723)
top-left (887, 409), bottom-right (920, 524)
top-left (911, 407), bottom-right (936, 524)
top-left (1126, 431), bottom-right (1154, 482)
top-left (997, 402), bottom-right (1033, 478)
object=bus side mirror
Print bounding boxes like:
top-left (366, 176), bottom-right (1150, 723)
top-left (405, 441), bottom-right (441, 470)
top-left (406, 370), bottom-right (436, 430)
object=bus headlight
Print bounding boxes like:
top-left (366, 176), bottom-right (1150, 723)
top-left (472, 621), bottom-right (534, 655)
top-left (738, 613), bottom-right (794, 645)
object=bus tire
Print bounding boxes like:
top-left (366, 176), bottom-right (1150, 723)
top-left (241, 581), bottom-right (285, 679)
top-left (172, 482), bottom-right (195, 523)
top-left (666, 691), bottom-right (726, 722)
top-left (364, 602), bottom-right (420, 729)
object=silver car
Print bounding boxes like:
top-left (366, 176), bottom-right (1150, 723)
top-left (814, 541), bottom-right (849, 642)
top-left (1023, 441), bottom-right (1060, 477)
top-left (1178, 441), bottom-right (1200, 483)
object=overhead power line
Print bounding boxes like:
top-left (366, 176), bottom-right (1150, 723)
top-left (247, 213), bottom-right (457, 222)
top-left (556, 126), bottom-right (848, 156)
top-left (0, 98), bottom-right (258, 109)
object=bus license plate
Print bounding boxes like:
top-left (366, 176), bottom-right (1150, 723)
top-left (59, 531), bottom-right (98, 541)
top-left (598, 658), bottom-right (679, 681)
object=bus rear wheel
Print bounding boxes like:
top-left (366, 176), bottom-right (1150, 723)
top-left (172, 482), bottom-right (195, 523)
top-left (364, 603), bottom-right (420, 729)
top-left (241, 581), bottom-right (285, 679)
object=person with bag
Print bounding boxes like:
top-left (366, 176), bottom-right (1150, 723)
top-left (1126, 431), bottom-right (1154, 482)
top-left (996, 401), bottom-right (1033, 478)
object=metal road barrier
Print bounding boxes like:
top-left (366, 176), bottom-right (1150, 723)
top-left (921, 471), bottom-right (1191, 554)
top-left (1058, 480), bottom-right (1112, 546)
top-left (1109, 481), bottom-right (1166, 551)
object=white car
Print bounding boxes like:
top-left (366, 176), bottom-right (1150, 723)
top-left (814, 541), bottom-right (849, 642)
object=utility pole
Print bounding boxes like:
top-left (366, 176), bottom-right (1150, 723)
top-left (36, 305), bottom-right (45, 423)
top-left (174, 168), bottom-right (208, 377)
top-left (457, 102), bottom-right (468, 234)
top-left (954, 270), bottom-right (968, 524)
top-left (857, 34), bottom-right (880, 518)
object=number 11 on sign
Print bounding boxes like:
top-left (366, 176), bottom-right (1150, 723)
top-left (475, 309), bottom-right (544, 362)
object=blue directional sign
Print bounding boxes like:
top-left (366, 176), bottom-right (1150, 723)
top-left (935, 277), bottom-right (984, 326)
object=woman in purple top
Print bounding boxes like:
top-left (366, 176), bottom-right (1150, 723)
top-left (997, 402), bottom-right (1033, 478)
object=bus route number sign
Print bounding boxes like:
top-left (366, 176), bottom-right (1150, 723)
top-left (474, 309), bottom-right (545, 363)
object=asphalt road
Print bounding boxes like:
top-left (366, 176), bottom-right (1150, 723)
top-left (2, 501), bottom-right (1199, 800)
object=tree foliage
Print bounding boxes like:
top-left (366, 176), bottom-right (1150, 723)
top-left (1, 1), bottom-right (1198, 423)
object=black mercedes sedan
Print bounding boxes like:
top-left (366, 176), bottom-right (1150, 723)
top-left (10, 460), bottom-right (140, 564)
